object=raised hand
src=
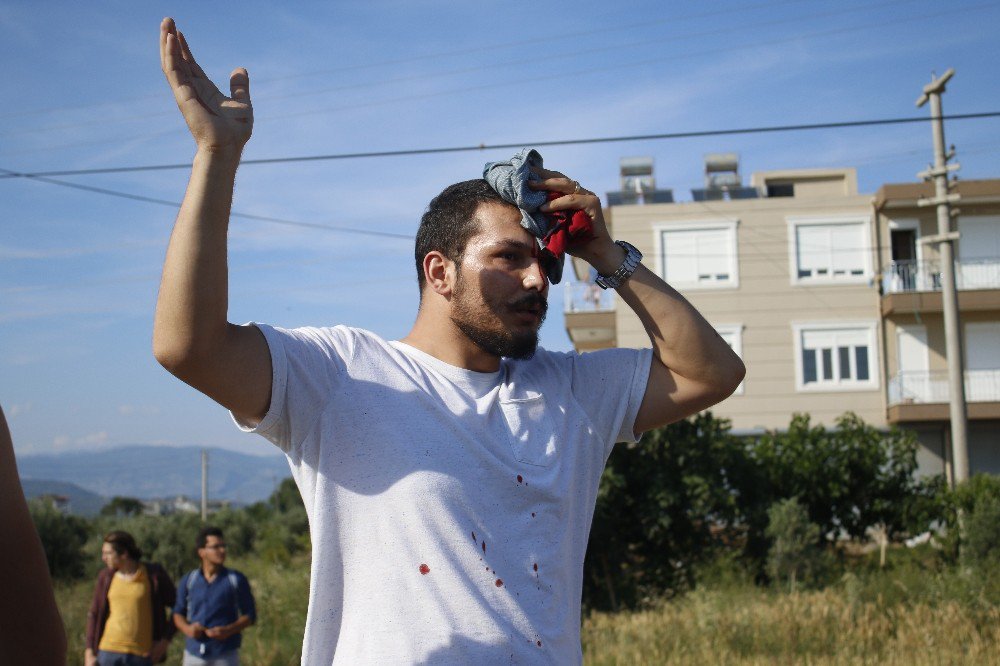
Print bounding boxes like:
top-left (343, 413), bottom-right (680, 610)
top-left (159, 17), bottom-right (253, 154)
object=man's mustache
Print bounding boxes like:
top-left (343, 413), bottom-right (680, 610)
top-left (509, 293), bottom-right (548, 316)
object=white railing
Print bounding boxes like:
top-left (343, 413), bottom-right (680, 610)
top-left (888, 369), bottom-right (1000, 405)
top-left (564, 280), bottom-right (616, 314)
top-left (883, 258), bottom-right (1000, 294)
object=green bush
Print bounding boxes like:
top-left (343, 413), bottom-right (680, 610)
top-left (29, 498), bottom-right (90, 580)
top-left (765, 498), bottom-right (829, 591)
top-left (963, 494), bottom-right (1000, 571)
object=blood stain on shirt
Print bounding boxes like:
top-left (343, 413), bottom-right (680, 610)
top-left (516, 475), bottom-right (523, 484)
top-left (531, 512), bottom-right (536, 518)
top-left (482, 541), bottom-right (487, 554)
top-left (533, 563), bottom-right (538, 572)
top-left (495, 578), bottom-right (504, 587)
top-left (419, 564), bottom-right (430, 575)
top-left (471, 531), bottom-right (477, 543)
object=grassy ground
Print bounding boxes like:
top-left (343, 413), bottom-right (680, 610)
top-left (58, 552), bottom-right (1000, 665)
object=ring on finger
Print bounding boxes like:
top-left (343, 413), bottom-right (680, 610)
top-left (572, 180), bottom-right (581, 194)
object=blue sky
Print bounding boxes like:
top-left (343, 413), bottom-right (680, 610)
top-left (2, 0), bottom-right (998, 457)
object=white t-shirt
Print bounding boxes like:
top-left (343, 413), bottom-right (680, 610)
top-left (235, 324), bottom-right (651, 665)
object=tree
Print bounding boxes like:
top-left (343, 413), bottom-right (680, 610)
top-left (100, 496), bottom-right (145, 517)
top-left (584, 412), bottom-right (754, 610)
top-left (749, 413), bottom-right (933, 545)
top-left (29, 498), bottom-right (89, 580)
top-left (765, 498), bottom-right (826, 591)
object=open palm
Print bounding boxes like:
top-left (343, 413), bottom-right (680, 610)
top-left (160, 17), bottom-right (252, 153)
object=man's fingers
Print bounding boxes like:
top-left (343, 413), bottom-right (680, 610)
top-left (230, 68), bottom-right (251, 103)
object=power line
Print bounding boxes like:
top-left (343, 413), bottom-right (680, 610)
top-left (2, 111), bottom-right (998, 180)
top-left (0, 168), bottom-right (413, 241)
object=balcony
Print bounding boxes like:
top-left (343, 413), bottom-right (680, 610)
top-left (563, 281), bottom-right (616, 351)
top-left (886, 369), bottom-right (1000, 422)
top-left (881, 258), bottom-right (1000, 316)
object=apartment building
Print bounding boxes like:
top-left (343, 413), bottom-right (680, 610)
top-left (563, 156), bottom-right (1000, 478)
top-left (875, 179), bottom-right (1000, 478)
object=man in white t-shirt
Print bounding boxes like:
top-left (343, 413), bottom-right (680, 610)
top-left (154, 17), bottom-right (745, 664)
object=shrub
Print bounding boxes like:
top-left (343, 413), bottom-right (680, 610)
top-left (29, 498), bottom-right (89, 580)
top-left (765, 498), bottom-right (828, 591)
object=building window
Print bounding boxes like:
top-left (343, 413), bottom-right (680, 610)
top-left (793, 322), bottom-right (878, 391)
top-left (654, 219), bottom-right (739, 289)
top-left (787, 217), bottom-right (871, 285)
top-left (715, 324), bottom-right (744, 395)
top-left (767, 183), bottom-right (795, 198)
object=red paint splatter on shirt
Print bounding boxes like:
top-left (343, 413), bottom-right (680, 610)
top-left (495, 578), bottom-right (504, 587)
top-left (419, 564), bottom-right (430, 575)
top-left (517, 475), bottom-right (523, 484)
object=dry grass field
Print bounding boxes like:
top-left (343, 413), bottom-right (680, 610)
top-left (56, 554), bottom-right (1000, 665)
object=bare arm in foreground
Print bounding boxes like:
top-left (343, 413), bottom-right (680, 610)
top-left (533, 171), bottom-right (746, 433)
top-left (152, 18), bottom-right (272, 425)
top-left (0, 405), bottom-right (67, 666)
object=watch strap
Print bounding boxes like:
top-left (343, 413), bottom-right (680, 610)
top-left (595, 240), bottom-right (643, 290)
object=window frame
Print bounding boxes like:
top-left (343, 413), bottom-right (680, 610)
top-left (652, 218), bottom-right (740, 290)
top-left (786, 215), bottom-right (873, 286)
top-left (791, 321), bottom-right (880, 392)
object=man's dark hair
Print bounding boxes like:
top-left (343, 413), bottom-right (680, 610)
top-left (104, 530), bottom-right (142, 561)
top-left (196, 525), bottom-right (224, 549)
top-left (414, 179), bottom-right (510, 293)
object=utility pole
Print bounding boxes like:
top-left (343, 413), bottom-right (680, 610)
top-left (915, 68), bottom-right (968, 485)
top-left (201, 449), bottom-right (208, 521)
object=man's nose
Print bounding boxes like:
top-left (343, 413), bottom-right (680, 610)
top-left (523, 258), bottom-right (548, 292)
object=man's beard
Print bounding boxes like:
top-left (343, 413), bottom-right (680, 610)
top-left (451, 287), bottom-right (547, 361)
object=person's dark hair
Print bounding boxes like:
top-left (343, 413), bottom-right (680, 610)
top-left (103, 530), bottom-right (142, 561)
top-left (196, 525), bottom-right (224, 550)
top-left (414, 179), bottom-right (510, 293)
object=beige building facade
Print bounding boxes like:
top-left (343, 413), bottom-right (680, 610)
top-left (563, 159), bottom-right (1000, 479)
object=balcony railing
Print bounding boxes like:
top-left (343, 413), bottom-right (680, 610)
top-left (888, 369), bottom-right (1000, 405)
top-left (564, 281), bottom-right (616, 314)
top-left (883, 258), bottom-right (1000, 294)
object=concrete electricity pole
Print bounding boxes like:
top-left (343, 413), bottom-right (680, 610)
top-left (201, 449), bottom-right (208, 521)
top-left (915, 68), bottom-right (969, 485)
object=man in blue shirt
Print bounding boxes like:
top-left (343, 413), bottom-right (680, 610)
top-left (173, 527), bottom-right (256, 666)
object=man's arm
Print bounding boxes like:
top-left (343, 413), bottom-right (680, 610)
top-left (173, 613), bottom-right (206, 640)
top-left (205, 614), bottom-right (254, 641)
top-left (536, 171), bottom-right (746, 433)
top-left (152, 18), bottom-right (271, 425)
top-left (0, 406), bottom-right (67, 666)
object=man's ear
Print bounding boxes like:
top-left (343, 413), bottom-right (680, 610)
top-left (423, 251), bottom-right (455, 297)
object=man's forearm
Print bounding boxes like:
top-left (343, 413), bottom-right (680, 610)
top-left (618, 264), bottom-right (744, 389)
top-left (153, 148), bottom-right (241, 372)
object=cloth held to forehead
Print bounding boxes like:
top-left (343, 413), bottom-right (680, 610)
top-left (482, 148), bottom-right (594, 284)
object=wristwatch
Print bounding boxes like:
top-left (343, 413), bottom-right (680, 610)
top-left (595, 240), bottom-right (643, 290)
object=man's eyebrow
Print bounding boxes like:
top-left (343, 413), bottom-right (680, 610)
top-left (488, 239), bottom-right (535, 252)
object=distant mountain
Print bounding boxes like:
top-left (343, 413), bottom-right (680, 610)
top-left (21, 478), bottom-right (108, 516)
top-left (18, 446), bottom-right (290, 504)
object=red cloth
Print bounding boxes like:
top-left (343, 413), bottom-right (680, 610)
top-left (541, 191), bottom-right (594, 263)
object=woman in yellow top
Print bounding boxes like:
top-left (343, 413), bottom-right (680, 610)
top-left (85, 531), bottom-right (176, 666)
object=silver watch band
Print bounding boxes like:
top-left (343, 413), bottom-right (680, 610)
top-left (595, 240), bottom-right (643, 290)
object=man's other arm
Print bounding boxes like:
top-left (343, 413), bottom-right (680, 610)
top-left (538, 172), bottom-right (745, 433)
top-left (152, 18), bottom-right (271, 425)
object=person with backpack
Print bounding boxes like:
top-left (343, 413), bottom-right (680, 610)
top-left (173, 527), bottom-right (256, 666)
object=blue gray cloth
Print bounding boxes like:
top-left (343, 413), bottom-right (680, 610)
top-left (482, 148), bottom-right (564, 283)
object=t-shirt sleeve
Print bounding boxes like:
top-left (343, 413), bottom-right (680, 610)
top-left (237, 574), bottom-right (257, 622)
top-left (569, 346), bottom-right (652, 452)
top-left (173, 573), bottom-right (188, 617)
top-left (230, 323), bottom-right (353, 453)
